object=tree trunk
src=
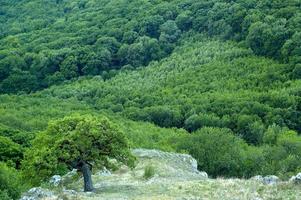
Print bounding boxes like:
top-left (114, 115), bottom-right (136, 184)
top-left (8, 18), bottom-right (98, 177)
top-left (79, 161), bottom-right (94, 192)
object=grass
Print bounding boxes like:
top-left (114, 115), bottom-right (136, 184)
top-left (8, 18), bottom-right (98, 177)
top-left (143, 165), bottom-right (155, 180)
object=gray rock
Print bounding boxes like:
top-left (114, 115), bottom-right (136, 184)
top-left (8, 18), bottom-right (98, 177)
top-left (96, 167), bottom-right (111, 176)
top-left (250, 175), bottom-right (264, 182)
top-left (132, 149), bottom-right (201, 174)
top-left (263, 175), bottom-right (280, 185)
top-left (131, 149), bottom-right (208, 181)
top-left (61, 169), bottom-right (78, 184)
top-left (199, 171), bottom-right (208, 178)
top-left (20, 187), bottom-right (56, 200)
top-left (49, 175), bottom-right (62, 186)
top-left (289, 173), bottom-right (301, 184)
top-left (62, 189), bottom-right (77, 196)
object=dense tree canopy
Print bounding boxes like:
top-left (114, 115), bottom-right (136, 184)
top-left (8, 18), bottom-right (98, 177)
top-left (0, 37), bottom-right (299, 184)
top-left (22, 115), bottom-right (135, 189)
top-left (1, 0), bottom-right (301, 93)
top-left (0, 0), bottom-right (301, 198)
top-left (0, 162), bottom-right (25, 200)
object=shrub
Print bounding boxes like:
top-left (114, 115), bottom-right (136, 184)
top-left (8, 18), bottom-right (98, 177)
top-left (0, 162), bottom-right (25, 200)
top-left (0, 136), bottom-right (23, 168)
top-left (176, 127), bottom-right (246, 177)
top-left (143, 165), bottom-right (155, 179)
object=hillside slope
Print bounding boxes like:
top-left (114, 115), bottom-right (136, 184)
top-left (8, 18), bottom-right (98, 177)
top-left (1, 37), bottom-right (301, 180)
top-left (41, 35), bottom-right (301, 138)
top-left (21, 149), bottom-right (301, 200)
top-left (1, 0), bottom-right (301, 93)
top-left (1, 1), bottom-right (301, 200)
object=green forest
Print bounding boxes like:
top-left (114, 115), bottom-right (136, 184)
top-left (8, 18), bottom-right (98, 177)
top-left (1, 0), bottom-right (301, 199)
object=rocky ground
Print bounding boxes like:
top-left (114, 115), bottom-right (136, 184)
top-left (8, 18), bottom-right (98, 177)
top-left (21, 149), bottom-right (301, 200)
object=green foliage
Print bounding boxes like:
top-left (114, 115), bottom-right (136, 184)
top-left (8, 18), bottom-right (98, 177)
top-left (282, 32), bottom-right (301, 64)
top-left (0, 191), bottom-right (10, 200)
top-left (176, 127), bottom-right (301, 178)
top-left (22, 115), bottom-right (135, 185)
top-left (1, 0), bottom-right (301, 93)
top-left (0, 37), bottom-right (300, 179)
top-left (0, 0), bottom-right (301, 181)
top-left (184, 114), bottom-right (224, 132)
top-left (236, 115), bottom-right (265, 145)
top-left (0, 136), bottom-right (23, 168)
top-left (263, 124), bottom-right (283, 145)
top-left (143, 165), bottom-right (155, 180)
top-left (246, 19), bottom-right (289, 58)
top-left (292, 64), bottom-right (301, 79)
top-left (0, 124), bottom-right (34, 147)
top-left (0, 162), bottom-right (25, 200)
top-left (177, 127), bottom-right (246, 177)
top-left (36, 37), bottom-right (300, 144)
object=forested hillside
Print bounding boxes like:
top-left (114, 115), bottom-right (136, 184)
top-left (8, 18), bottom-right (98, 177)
top-left (1, 0), bottom-right (301, 199)
top-left (1, 0), bottom-right (301, 93)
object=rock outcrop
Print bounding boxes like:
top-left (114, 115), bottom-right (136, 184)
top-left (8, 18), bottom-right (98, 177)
top-left (290, 172), bottom-right (301, 184)
top-left (20, 149), bottom-right (301, 200)
top-left (49, 175), bottom-right (62, 187)
top-left (131, 148), bottom-right (207, 180)
top-left (250, 175), bottom-right (281, 185)
top-left (20, 187), bottom-right (56, 200)
top-left (262, 175), bottom-right (280, 185)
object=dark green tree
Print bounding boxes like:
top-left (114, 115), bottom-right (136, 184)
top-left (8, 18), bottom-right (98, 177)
top-left (177, 127), bottom-right (246, 177)
top-left (59, 56), bottom-right (78, 79)
top-left (121, 36), bottom-right (162, 67)
top-left (22, 115), bottom-right (135, 191)
top-left (0, 136), bottom-right (23, 168)
top-left (159, 20), bottom-right (181, 43)
top-left (246, 18), bottom-right (289, 58)
top-left (140, 15), bottom-right (164, 38)
top-left (0, 69), bottom-right (38, 93)
top-left (176, 11), bottom-right (193, 31)
top-left (281, 32), bottom-right (301, 64)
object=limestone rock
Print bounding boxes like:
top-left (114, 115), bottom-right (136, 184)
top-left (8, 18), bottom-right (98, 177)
top-left (20, 187), bottom-right (58, 200)
top-left (199, 171), bottom-right (208, 178)
top-left (289, 173), bottom-right (301, 184)
top-left (132, 149), bottom-right (206, 180)
top-left (49, 175), bottom-right (62, 187)
top-left (263, 175), bottom-right (280, 185)
top-left (250, 175), bottom-right (264, 182)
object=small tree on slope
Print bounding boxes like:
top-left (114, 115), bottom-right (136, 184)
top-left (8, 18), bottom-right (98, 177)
top-left (22, 115), bottom-right (135, 191)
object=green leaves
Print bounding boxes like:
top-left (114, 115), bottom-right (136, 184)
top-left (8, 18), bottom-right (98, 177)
top-left (0, 162), bottom-right (25, 200)
top-left (0, 136), bottom-right (23, 168)
top-left (22, 115), bottom-right (135, 185)
top-left (177, 127), bottom-right (246, 177)
top-left (246, 19), bottom-right (290, 58)
top-left (1, 0), bottom-right (301, 93)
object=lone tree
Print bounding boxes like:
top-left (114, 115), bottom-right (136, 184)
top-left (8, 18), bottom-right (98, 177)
top-left (22, 115), bottom-right (135, 191)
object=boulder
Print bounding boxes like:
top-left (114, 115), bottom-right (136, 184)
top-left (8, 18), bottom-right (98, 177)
top-left (131, 149), bottom-right (208, 181)
top-left (289, 173), bottom-right (301, 184)
top-left (263, 175), bottom-right (280, 185)
top-left (49, 175), bottom-right (62, 186)
top-left (199, 171), bottom-right (208, 178)
top-left (62, 189), bottom-right (77, 197)
top-left (250, 175), bottom-right (264, 182)
top-left (133, 149), bottom-right (200, 173)
top-left (20, 187), bottom-right (57, 200)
